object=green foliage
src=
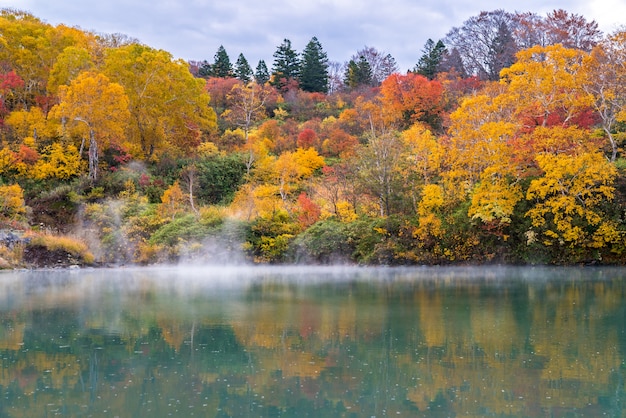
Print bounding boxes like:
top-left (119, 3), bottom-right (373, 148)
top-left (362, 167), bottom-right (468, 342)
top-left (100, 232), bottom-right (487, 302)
top-left (290, 219), bottom-right (356, 263)
top-left (413, 39), bottom-right (447, 79)
top-left (244, 211), bottom-right (299, 263)
top-left (344, 56), bottom-right (372, 89)
top-left (195, 153), bottom-right (247, 205)
top-left (299, 36), bottom-right (329, 93)
top-left (271, 39), bottom-right (300, 90)
top-left (149, 213), bottom-right (212, 247)
top-left (234, 53), bottom-right (253, 83)
top-left (254, 60), bottom-right (270, 85)
top-left (212, 45), bottom-right (233, 78)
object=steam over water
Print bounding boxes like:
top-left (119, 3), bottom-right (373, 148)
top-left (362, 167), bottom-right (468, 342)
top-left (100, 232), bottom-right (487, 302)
top-left (0, 265), bottom-right (624, 417)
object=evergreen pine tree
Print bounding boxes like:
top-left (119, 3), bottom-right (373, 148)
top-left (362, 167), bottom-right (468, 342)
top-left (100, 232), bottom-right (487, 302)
top-left (344, 56), bottom-right (372, 89)
top-left (299, 36), bottom-right (329, 93)
top-left (413, 39), bottom-right (447, 79)
top-left (271, 39), bottom-right (300, 89)
top-left (255, 60), bottom-right (270, 84)
top-left (212, 45), bottom-right (233, 78)
top-left (234, 53), bottom-right (253, 83)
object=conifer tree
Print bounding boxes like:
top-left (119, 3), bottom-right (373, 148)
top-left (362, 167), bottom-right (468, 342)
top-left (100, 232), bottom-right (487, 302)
top-left (234, 53), bottom-right (253, 82)
top-left (344, 56), bottom-right (372, 89)
top-left (271, 39), bottom-right (300, 89)
top-left (299, 36), bottom-right (329, 93)
top-left (414, 39), bottom-right (447, 79)
top-left (255, 60), bottom-right (270, 84)
top-left (212, 45), bottom-right (233, 78)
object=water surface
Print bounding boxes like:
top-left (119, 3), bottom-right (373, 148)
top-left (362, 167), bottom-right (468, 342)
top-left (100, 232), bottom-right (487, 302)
top-left (0, 265), bottom-right (624, 417)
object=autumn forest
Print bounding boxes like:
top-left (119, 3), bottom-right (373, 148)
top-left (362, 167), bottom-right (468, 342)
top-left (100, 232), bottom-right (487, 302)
top-left (0, 8), bottom-right (625, 267)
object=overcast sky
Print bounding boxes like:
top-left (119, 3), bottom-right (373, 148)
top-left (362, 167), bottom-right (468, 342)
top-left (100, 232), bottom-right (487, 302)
top-left (1, 0), bottom-right (624, 72)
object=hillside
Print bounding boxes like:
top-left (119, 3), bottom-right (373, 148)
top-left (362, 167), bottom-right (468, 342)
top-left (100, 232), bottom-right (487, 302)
top-left (0, 8), bottom-right (625, 267)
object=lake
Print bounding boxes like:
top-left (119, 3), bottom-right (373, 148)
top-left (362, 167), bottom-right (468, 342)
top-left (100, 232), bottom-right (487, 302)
top-left (0, 265), bottom-right (624, 417)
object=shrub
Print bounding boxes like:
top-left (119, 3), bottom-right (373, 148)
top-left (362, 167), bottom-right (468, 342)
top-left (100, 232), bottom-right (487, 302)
top-left (27, 234), bottom-right (95, 265)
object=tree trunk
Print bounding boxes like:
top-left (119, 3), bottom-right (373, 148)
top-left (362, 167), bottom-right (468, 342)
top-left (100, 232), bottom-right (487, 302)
top-left (88, 129), bottom-right (98, 181)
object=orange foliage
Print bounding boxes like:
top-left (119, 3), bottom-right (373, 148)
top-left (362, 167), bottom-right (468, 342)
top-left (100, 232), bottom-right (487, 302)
top-left (379, 72), bottom-right (445, 130)
top-left (321, 128), bottom-right (359, 158)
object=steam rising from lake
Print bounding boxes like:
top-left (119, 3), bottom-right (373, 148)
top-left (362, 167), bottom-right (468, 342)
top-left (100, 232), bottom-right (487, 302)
top-left (0, 264), bottom-right (622, 313)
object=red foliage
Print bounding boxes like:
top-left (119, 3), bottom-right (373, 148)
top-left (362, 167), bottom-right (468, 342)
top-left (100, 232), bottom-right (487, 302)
top-left (297, 128), bottom-right (319, 149)
top-left (0, 71), bottom-right (24, 92)
top-left (296, 192), bottom-right (321, 228)
top-left (138, 173), bottom-right (151, 187)
top-left (0, 71), bottom-right (25, 120)
top-left (204, 77), bottom-right (241, 110)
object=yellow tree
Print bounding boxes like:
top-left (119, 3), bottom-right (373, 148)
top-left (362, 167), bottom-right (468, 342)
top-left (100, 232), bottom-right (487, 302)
top-left (103, 44), bottom-right (217, 159)
top-left (500, 44), bottom-right (593, 129)
top-left (230, 147), bottom-right (324, 220)
top-left (5, 106), bottom-right (57, 142)
top-left (49, 71), bottom-right (130, 180)
top-left (401, 123), bottom-right (443, 212)
top-left (273, 147), bottom-right (325, 203)
top-left (443, 83), bottom-right (522, 225)
top-left (526, 149), bottom-right (619, 250)
top-left (0, 183), bottom-right (27, 221)
top-left (32, 143), bottom-right (81, 180)
top-left (47, 46), bottom-right (94, 95)
top-left (0, 10), bottom-right (96, 107)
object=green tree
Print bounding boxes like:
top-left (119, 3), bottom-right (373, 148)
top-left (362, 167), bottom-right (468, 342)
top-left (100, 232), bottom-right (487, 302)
top-left (344, 56), bottom-right (373, 89)
top-left (413, 39), bottom-right (447, 79)
top-left (211, 45), bottom-right (233, 78)
top-left (255, 60), bottom-right (270, 84)
top-left (299, 36), bottom-right (329, 93)
top-left (234, 53), bottom-right (253, 82)
top-left (195, 153), bottom-right (247, 205)
top-left (271, 39), bottom-right (300, 90)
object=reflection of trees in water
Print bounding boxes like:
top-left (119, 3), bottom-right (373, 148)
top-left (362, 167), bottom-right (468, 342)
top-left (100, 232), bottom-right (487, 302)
top-left (0, 272), bottom-right (625, 416)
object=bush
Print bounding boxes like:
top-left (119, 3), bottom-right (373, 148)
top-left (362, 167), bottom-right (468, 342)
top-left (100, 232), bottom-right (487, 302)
top-left (289, 219), bottom-right (356, 263)
top-left (26, 234), bottom-right (95, 265)
top-left (149, 214), bottom-right (212, 247)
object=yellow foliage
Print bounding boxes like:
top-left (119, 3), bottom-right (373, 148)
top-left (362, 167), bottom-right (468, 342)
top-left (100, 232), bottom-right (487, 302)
top-left (469, 168), bottom-right (523, 224)
top-left (5, 106), bottom-right (57, 141)
top-left (402, 124), bottom-right (443, 182)
top-left (0, 148), bottom-right (18, 176)
top-left (526, 151), bottom-right (617, 247)
top-left (418, 184), bottom-right (444, 216)
top-left (28, 234), bottom-right (94, 264)
top-left (159, 182), bottom-right (186, 219)
top-left (416, 184), bottom-right (444, 239)
top-left (501, 44), bottom-right (593, 126)
top-left (32, 143), bottom-right (82, 180)
top-left (197, 141), bottom-right (220, 157)
top-left (0, 184), bottom-right (26, 220)
top-left (335, 200), bottom-right (357, 222)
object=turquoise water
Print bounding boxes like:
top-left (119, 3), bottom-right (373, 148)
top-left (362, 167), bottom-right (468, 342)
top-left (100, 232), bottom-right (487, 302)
top-left (0, 266), bottom-right (624, 417)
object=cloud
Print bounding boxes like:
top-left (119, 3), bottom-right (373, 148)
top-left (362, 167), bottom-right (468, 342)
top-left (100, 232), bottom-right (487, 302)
top-left (0, 0), bottom-right (620, 73)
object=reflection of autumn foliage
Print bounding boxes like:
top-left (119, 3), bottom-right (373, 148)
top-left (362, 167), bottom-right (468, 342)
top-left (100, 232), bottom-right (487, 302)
top-left (0, 274), bottom-right (624, 416)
